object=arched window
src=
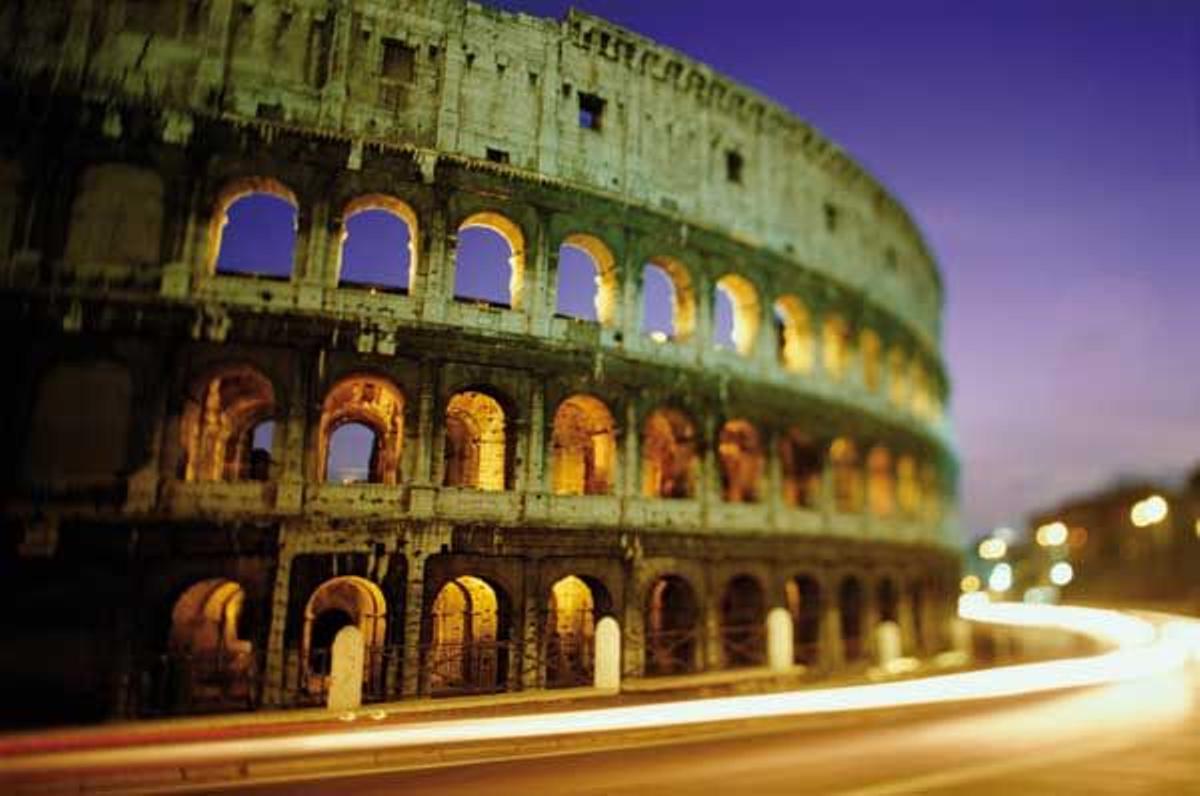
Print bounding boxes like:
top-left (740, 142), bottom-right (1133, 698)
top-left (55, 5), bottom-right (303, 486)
top-left (444, 390), bottom-right (507, 491)
top-left (180, 365), bottom-right (276, 482)
top-left (867, 445), bottom-right (895, 517)
top-left (779, 428), bottom-right (822, 509)
top-left (454, 212), bottom-right (524, 308)
top-left (546, 575), bottom-right (599, 688)
top-left (822, 314), bottom-right (853, 381)
top-left (896, 455), bottom-right (920, 517)
top-left (720, 575), bottom-right (766, 667)
top-left (645, 575), bottom-right (700, 676)
top-left (317, 375), bottom-right (405, 485)
top-left (717, 419), bottom-right (764, 503)
top-left (641, 257), bottom-right (695, 343)
top-left (210, 178), bottom-right (298, 278)
top-left (641, 408), bottom-right (698, 499)
top-left (786, 575), bottom-right (822, 665)
top-left (429, 575), bottom-right (509, 695)
top-left (168, 578), bottom-right (254, 709)
top-left (774, 295), bottom-right (814, 373)
top-left (877, 578), bottom-right (899, 624)
top-left (556, 234), bottom-right (617, 326)
top-left (302, 576), bottom-right (387, 680)
top-left (860, 329), bottom-right (882, 392)
top-left (338, 195), bottom-right (417, 292)
top-left (887, 347), bottom-right (909, 407)
top-left (551, 395), bottom-right (617, 496)
top-left (713, 274), bottom-right (760, 355)
top-left (830, 437), bottom-right (862, 513)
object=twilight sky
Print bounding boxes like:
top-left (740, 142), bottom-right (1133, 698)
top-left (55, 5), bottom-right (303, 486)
top-left (486, 0), bottom-right (1200, 536)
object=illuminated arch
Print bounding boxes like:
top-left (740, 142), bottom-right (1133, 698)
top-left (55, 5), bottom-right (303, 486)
top-left (641, 407), bottom-right (698, 499)
top-left (337, 194), bottom-right (418, 291)
top-left (641, 256), bottom-right (696, 342)
top-left (644, 575), bottom-right (700, 676)
top-left (455, 211), bottom-right (525, 308)
top-left (822, 314), bottom-right (853, 381)
top-left (207, 177), bottom-right (298, 277)
top-left (316, 375), bottom-right (405, 485)
top-left (545, 575), bottom-right (598, 688)
top-left (557, 234), bottom-right (618, 327)
top-left (717, 419), bottom-right (764, 503)
top-left (786, 575), bottom-right (822, 665)
top-left (866, 445), bottom-right (896, 517)
top-left (429, 575), bottom-right (507, 694)
top-left (830, 437), bottom-right (863, 513)
top-left (302, 576), bottom-right (387, 678)
top-left (169, 578), bottom-right (251, 658)
top-left (551, 394), bottom-right (617, 496)
top-left (860, 329), bottom-right (882, 392)
top-left (719, 574), bottom-right (766, 667)
top-left (444, 390), bottom-right (507, 491)
top-left (180, 364), bottom-right (276, 482)
top-left (774, 295), bottom-right (814, 373)
top-left (779, 428), bottom-right (823, 509)
top-left (713, 274), bottom-right (761, 355)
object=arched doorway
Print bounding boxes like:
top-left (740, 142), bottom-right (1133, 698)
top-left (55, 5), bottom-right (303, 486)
top-left (644, 575), bottom-right (700, 676)
top-left (786, 575), bottom-right (822, 666)
top-left (551, 395), bottom-right (617, 496)
top-left (301, 577), bottom-right (387, 696)
top-left (720, 575), bottom-right (766, 667)
top-left (545, 576), bottom-right (604, 688)
top-left (165, 578), bottom-right (255, 711)
top-left (840, 576), bottom-right (865, 663)
top-left (427, 576), bottom-right (510, 695)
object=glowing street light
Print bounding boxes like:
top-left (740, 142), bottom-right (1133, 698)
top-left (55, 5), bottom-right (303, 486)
top-left (988, 562), bottom-right (1013, 593)
top-left (1035, 521), bottom-right (1068, 547)
top-left (1049, 561), bottom-right (1074, 587)
top-left (960, 574), bottom-right (981, 593)
top-left (1130, 495), bottom-right (1169, 528)
top-left (978, 537), bottom-right (1007, 560)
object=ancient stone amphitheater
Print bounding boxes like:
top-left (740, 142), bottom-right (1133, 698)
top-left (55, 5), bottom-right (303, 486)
top-left (0, 0), bottom-right (960, 725)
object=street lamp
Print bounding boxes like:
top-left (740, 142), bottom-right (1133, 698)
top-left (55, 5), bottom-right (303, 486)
top-left (1049, 561), bottom-right (1074, 587)
top-left (978, 537), bottom-right (1007, 560)
top-left (1130, 494), bottom-right (1169, 528)
top-left (988, 562), bottom-right (1013, 593)
top-left (1035, 521), bottom-right (1068, 547)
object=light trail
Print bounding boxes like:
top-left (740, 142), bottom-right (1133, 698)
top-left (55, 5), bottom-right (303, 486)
top-left (4, 602), bottom-right (1199, 776)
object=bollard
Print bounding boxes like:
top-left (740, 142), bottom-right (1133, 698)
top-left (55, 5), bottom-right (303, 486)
top-left (767, 607), bottom-right (794, 672)
top-left (594, 616), bottom-right (621, 691)
top-left (327, 625), bottom-right (365, 712)
top-left (874, 620), bottom-right (902, 666)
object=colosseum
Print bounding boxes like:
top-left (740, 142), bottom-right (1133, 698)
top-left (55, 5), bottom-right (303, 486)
top-left (0, 0), bottom-right (960, 726)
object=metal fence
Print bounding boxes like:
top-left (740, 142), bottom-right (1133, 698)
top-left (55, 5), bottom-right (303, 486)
top-left (644, 628), bottom-right (701, 676)
top-left (131, 651), bottom-right (261, 717)
top-left (719, 622), bottom-right (767, 668)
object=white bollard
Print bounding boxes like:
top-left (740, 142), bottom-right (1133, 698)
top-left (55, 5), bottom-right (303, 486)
top-left (767, 607), bottom-right (794, 672)
top-left (874, 620), bottom-right (902, 666)
top-left (327, 625), bottom-right (365, 712)
top-left (594, 616), bottom-right (621, 691)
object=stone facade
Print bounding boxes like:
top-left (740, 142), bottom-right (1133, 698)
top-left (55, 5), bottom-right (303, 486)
top-left (0, 0), bottom-right (960, 728)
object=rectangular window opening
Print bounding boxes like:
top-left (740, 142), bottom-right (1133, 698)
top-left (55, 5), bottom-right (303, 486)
top-left (726, 150), bottom-right (744, 184)
top-left (485, 147), bottom-right (510, 164)
top-left (578, 92), bottom-right (605, 131)
top-left (381, 38), bottom-right (416, 81)
top-left (824, 202), bottom-right (839, 233)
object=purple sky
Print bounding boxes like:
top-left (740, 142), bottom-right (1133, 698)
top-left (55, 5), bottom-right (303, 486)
top-left (490, 0), bottom-right (1200, 536)
top-left (221, 0), bottom-right (1200, 536)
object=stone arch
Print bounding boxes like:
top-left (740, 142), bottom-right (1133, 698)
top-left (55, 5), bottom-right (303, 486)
top-left (713, 273), bottom-right (761, 355)
top-left (779, 428), bottom-right (823, 509)
top-left (821, 313), bottom-right (853, 381)
top-left (25, 360), bottom-right (132, 486)
top-left (641, 256), bottom-right (696, 342)
top-left (179, 364), bottom-right (277, 482)
top-left (64, 163), bottom-right (164, 280)
top-left (545, 575), bottom-right (608, 688)
top-left (786, 574), bottom-right (822, 665)
top-left (557, 233), bottom-right (619, 326)
top-left (166, 578), bottom-right (255, 709)
top-left (641, 407), bottom-right (699, 499)
top-left (444, 389), bottom-right (507, 491)
top-left (207, 177), bottom-right (298, 278)
top-left (839, 575), bottom-right (866, 663)
top-left (774, 295), bottom-right (814, 373)
top-left (830, 437), bottom-right (863, 513)
top-left (867, 445), bottom-right (896, 517)
top-left (455, 211), bottom-right (526, 308)
top-left (337, 194), bottom-right (418, 291)
top-left (428, 575), bottom-right (511, 695)
top-left (887, 347), bottom-right (909, 407)
top-left (551, 394), bottom-right (617, 496)
top-left (302, 576), bottom-right (387, 679)
top-left (719, 574), bottom-right (766, 667)
top-left (316, 374), bottom-right (405, 485)
top-left (860, 328), bottom-right (882, 392)
top-left (717, 419), bottom-right (764, 503)
top-left (644, 574), bottom-right (700, 676)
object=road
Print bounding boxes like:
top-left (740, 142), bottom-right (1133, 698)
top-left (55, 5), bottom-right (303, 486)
top-left (242, 666), bottom-right (1200, 795)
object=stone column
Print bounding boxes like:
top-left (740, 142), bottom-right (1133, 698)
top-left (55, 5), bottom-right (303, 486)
top-left (897, 590), bottom-right (918, 655)
top-left (620, 245), bottom-right (642, 348)
top-left (262, 537), bottom-right (295, 707)
top-left (822, 585), bottom-right (844, 672)
top-left (622, 400), bottom-right (640, 499)
top-left (401, 552), bottom-right (427, 697)
top-left (623, 554), bottom-right (646, 677)
top-left (525, 382), bottom-right (547, 495)
top-left (525, 211), bottom-right (552, 338)
top-left (519, 562), bottom-right (543, 690)
top-left (702, 567), bottom-right (722, 671)
top-left (417, 199), bottom-right (450, 323)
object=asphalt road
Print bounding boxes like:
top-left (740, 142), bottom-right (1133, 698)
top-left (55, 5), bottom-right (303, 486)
top-left (240, 664), bottom-right (1200, 796)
